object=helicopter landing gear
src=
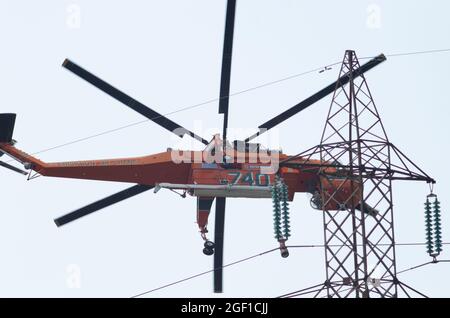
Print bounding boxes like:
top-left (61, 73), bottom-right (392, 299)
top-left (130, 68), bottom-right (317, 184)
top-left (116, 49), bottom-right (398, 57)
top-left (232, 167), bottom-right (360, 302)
top-left (204, 240), bottom-right (215, 249)
top-left (202, 240), bottom-right (215, 256)
top-left (197, 197), bottom-right (215, 256)
top-left (201, 233), bottom-right (215, 256)
top-left (203, 247), bottom-right (214, 256)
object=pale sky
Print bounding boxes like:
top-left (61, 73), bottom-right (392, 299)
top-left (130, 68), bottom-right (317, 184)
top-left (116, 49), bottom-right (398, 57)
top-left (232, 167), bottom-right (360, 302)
top-left (0, 0), bottom-right (449, 297)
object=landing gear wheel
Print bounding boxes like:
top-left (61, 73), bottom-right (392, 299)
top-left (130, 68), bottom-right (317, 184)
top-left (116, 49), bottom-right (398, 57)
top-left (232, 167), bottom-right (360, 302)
top-left (204, 240), bottom-right (215, 249)
top-left (203, 247), bottom-right (214, 256)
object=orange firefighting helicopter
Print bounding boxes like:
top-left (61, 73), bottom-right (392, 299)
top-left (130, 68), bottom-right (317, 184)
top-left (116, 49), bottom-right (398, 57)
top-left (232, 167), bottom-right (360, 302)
top-left (0, 1), bottom-right (385, 293)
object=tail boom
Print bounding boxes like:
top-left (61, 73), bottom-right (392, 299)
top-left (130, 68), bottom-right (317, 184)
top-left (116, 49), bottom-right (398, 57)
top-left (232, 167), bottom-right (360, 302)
top-left (0, 142), bottom-right (191, 185)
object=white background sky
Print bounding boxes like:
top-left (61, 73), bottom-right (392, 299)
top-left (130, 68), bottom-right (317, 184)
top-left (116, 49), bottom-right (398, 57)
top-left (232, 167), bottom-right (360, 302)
top-left (0, 0), bottom-right (449, 297)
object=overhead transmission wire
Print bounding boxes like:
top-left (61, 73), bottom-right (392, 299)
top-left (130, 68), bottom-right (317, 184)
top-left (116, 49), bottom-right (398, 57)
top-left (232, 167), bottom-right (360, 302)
top-left (397, 259), bottom-right (450, 275)
top-left (283, 258), bottom-right (450, 298)
top-left (131, 241), bottom-right (450, 298)
top-left (8, 47), bottom-right (450, 161)
top-left (368, 48), bottom-right (450, 58)
top-left (131, 247), bottom-right (279, 298)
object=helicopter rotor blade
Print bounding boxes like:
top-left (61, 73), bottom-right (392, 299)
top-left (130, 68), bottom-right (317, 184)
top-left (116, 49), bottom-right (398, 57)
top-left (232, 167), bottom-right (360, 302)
top-left (212, 0), bottom-right (237, 294)
top-left (214, 196), bottom-right (226, 293)
top-left (218, 0), bottom-right (237, 145)
top-left (54, 184), bottom-right (154, 227)
top-left (243, 54), bottom-right (387, 142)
top-left (62, 59), bottom-right (209, 145)
top-left (0, 160), bottom-right (27, 175)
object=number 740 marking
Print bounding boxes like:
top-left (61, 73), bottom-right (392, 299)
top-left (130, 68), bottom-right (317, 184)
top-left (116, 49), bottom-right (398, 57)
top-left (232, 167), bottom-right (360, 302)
top-left (228, 172), bottom-right (270, 186)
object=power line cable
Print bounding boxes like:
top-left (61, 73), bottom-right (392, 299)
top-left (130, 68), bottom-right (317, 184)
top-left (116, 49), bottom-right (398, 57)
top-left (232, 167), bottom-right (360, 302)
top-left (397, 259), bottom-right (450, 275)
top-left (289, 242), bottom-right (450, 249)
top-left (363, 48), bottom-right (450, 59)
top-left (281, 258), bottom-right (450, 298)
top-left (131, 242), bottom-right (449, 297)
top-left (131, 247), bottom-right (278, 298)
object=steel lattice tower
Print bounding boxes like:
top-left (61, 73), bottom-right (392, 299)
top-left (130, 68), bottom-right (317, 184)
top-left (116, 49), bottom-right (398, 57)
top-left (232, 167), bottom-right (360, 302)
top-left (280, 50), bottom-right (434, 298)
